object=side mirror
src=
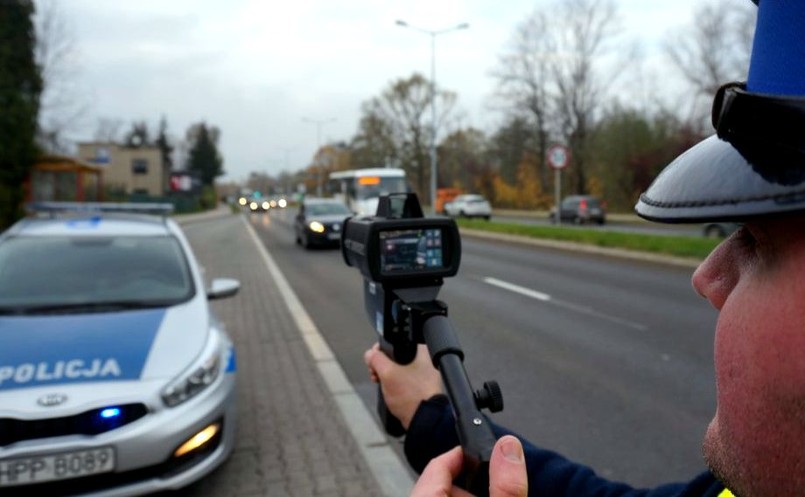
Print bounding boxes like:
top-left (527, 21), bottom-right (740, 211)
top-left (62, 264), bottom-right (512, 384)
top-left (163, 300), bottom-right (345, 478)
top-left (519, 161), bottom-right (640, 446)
top-left (207, 278), bottom-right (240, 300)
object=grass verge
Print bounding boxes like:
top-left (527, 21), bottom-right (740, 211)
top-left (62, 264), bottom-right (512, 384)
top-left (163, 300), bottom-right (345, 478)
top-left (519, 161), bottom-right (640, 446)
top-left (456, 219), bottom-right (721, 260)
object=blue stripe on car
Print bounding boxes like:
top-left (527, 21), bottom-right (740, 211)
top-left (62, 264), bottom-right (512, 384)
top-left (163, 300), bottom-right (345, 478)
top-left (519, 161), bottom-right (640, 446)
top-left (0, 309), bottom-right (165, 390)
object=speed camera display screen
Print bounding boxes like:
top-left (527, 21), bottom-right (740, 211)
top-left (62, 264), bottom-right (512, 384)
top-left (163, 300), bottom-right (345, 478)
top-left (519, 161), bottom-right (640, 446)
top-left (378, 228), bottom-right (444, 274)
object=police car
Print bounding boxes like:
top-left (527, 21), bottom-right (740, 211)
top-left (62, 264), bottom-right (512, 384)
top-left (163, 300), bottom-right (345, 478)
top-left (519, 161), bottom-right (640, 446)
top-left (0, 203), bottom-right (240, 496)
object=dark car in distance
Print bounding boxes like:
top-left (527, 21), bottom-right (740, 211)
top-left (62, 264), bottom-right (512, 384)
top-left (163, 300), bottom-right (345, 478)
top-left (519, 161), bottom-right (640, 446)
top-left (294, 198), bottom-right (352, 248)
top-left (549, 195), bottom-right (606, 225)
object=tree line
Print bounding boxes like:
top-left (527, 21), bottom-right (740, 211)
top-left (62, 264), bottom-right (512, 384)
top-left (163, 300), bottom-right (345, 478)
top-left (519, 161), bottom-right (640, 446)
top-left (0, 0), bottom-right (756, 229)
top-left (276, 0), bottom-right (755, 212)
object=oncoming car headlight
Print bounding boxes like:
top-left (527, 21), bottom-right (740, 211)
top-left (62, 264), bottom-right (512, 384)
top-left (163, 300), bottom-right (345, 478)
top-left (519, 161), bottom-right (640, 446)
top-left (162, 331), bottom-right (225, 407)
top-left (309, 221), bottom-right (325, 233)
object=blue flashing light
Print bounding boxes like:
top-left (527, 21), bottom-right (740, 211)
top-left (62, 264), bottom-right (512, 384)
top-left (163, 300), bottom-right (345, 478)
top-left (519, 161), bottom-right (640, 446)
top-left (100, 407), bottom-right (121, 419)
top-left (66, 216), bottom-right (102, 229)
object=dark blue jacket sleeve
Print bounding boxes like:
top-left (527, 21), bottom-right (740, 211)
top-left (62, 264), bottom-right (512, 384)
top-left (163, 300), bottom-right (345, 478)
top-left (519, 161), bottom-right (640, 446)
top-left (403, 396), bottom-right (725, 497)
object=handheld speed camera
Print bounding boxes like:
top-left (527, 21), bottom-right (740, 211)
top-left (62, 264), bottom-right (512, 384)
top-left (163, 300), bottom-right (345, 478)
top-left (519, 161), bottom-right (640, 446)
top-left (342, 193), bottom-right (462, 363)
top-left (341, 193), bottom-right (501, 496)
top-left (342, 193), bottom-right (460, 284)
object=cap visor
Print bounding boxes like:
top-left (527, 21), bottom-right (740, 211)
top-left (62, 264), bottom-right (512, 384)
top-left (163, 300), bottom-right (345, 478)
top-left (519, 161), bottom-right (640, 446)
top-left (636, 135), bottom-right (805, 223)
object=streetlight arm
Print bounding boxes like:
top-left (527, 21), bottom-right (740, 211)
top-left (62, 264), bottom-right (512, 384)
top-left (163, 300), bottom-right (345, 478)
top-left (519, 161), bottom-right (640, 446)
top-left (434, 23), bottom-right (470, 35)
top-left (396, 20), bottom-right (469, 35)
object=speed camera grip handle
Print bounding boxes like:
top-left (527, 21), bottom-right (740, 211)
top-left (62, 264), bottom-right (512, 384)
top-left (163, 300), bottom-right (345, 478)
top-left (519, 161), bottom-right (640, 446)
top-left (376, 338), bottom-right (410, 437)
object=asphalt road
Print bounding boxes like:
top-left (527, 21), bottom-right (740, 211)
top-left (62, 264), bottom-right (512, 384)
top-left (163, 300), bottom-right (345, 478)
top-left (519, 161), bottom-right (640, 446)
top-left (249, 208), bottom-right (718, 489)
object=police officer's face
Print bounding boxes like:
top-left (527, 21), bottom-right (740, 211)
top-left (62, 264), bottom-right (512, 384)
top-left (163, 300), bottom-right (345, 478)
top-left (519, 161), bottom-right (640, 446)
top-left (692, 216), bottom-right (805, 496)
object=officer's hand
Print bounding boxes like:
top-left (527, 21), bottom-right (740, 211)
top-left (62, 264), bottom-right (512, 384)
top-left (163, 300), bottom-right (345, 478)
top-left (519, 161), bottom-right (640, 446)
top-left (410, 435), bottom-right (528, 497)
top-left (364, 343), bottom-right (443, 430)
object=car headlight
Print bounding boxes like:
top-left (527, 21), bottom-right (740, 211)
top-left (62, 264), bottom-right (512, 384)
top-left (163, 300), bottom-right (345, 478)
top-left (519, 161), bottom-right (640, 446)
top-left (249, 202), bottom-right (258, 211)
top-left (162, 331), bottom-right (225, 407)
top-left (309, 221), bottom-right (325, 233)
top-left (261, 201), bottom-right (270, 210)
top-left (278, 199), bottom-right (287, 208)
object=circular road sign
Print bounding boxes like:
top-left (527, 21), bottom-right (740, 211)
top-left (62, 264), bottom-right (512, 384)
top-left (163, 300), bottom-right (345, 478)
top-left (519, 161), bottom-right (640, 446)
top-left (547, 145), bottom-right (570, 170)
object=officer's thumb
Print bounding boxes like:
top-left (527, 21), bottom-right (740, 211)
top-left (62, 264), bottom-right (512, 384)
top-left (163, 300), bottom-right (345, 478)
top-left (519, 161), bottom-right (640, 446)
top-left (488, 436), bottom-right (528, 497)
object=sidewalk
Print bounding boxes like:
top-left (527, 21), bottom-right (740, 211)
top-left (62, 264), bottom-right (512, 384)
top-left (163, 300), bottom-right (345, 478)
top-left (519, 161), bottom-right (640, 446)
top-left (176, 210), bottom-right (414, 497)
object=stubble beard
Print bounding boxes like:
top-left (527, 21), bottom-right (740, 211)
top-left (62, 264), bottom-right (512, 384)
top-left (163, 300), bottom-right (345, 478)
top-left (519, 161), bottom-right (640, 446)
top-left (703, 418), bottom-right (746, 497)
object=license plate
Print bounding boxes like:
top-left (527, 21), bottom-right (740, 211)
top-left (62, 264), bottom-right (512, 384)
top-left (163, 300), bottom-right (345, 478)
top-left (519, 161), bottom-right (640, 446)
top-left (0, 447), bottom-right (115, 487)
top-left (327, 233), bottom-right (340, 240)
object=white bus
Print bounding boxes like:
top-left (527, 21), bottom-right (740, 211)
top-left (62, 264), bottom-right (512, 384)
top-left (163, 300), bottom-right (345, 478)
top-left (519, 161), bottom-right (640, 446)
top-left (328, 168), bottom-right (408, 215)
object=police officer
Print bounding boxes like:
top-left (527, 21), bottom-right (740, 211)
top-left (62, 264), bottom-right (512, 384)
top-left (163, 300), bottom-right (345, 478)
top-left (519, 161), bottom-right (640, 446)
top-left (365, 0), bottom-right (805, 495)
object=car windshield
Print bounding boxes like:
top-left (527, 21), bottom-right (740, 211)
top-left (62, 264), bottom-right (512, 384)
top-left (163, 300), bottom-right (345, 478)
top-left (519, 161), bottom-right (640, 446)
top-left (307, 203), bottom-right (351, 216)
top-left (0, 235), bottom-right (194, 313)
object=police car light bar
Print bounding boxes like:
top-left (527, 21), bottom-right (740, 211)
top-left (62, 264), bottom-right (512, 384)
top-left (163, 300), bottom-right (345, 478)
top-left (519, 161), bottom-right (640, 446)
top-left (26, 202), bottom-right (175, 216)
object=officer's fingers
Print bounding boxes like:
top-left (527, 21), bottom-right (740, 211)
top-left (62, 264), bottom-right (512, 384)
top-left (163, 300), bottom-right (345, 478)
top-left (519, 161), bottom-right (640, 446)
top-left (410, 446), bottom-right (471, 497)
top-left (365, 345), bottom-right (396, 379)
top-left (363, 342), bottom-right (380, 366)
top-left (488, 436), bottom-right (528, 497)
top-left (363, 344), bottom-right (381, 382)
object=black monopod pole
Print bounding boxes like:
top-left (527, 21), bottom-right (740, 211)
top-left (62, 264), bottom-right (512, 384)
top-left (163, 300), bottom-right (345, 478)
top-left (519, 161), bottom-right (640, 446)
top-left (422, 313), bottom-right (497, 496)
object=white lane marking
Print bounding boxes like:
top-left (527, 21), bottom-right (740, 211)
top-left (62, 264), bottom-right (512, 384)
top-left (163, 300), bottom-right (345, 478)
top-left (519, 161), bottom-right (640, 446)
top-left (483, 276), bottom-right (647, 331)
top-left (484, 277), bottom-right (551, 301)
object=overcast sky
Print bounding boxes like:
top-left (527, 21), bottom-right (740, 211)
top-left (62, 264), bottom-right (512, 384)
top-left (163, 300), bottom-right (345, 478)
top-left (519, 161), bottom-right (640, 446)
top-left (39, 0), bottom-right (716, 183)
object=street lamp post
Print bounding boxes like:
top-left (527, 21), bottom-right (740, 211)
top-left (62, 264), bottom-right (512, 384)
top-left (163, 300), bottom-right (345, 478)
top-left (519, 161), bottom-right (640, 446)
top-left (396, 20), bottom-right (469, 214)
top-left (302, 117), bottom-right (336, 196)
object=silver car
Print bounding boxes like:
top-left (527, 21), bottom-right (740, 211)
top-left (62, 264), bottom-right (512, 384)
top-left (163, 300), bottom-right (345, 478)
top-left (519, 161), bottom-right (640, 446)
top-left (0, 203), bottom-right (240, 496)
top-left (443, 194), bottom-right (492, 220)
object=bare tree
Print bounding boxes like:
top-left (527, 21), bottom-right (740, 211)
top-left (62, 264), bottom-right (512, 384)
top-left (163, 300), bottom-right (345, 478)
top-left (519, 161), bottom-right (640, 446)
top-left (664, 0), bottom-right (756, 128)
top-left (490, 10), bottom-right (554, 194)
top-left (551, 0), bottom-right (620, 194)
top-left (359, 73), bottom-right (457, 198)
top-left (93, 118), bottom-right (125, 143)
top-left (349, 111), bottom-right (398, 169)
top-left (123, 121), bottom-right (151, 148)
top-left (439, 127), bottom-right (488, 192)
top-left (34, 0), bottom-right (88, 153)
top-left (492, 0), bottom-right (620, 195)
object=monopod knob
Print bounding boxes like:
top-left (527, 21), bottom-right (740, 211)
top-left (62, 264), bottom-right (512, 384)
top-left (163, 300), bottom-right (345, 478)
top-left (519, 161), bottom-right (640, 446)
top-left (475, 380), bottom-right (504, 413)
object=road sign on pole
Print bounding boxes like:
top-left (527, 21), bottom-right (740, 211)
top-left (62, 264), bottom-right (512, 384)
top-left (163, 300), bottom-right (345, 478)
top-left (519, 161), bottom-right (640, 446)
top-left (547, 145), bottom-right (570, 223)
top-left (547, 144), bottom-right (570, 170)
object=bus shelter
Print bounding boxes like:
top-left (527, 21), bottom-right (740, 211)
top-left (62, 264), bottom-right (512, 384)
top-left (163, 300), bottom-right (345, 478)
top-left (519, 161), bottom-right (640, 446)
top-left (25, 155), bottom-right (103, 202)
